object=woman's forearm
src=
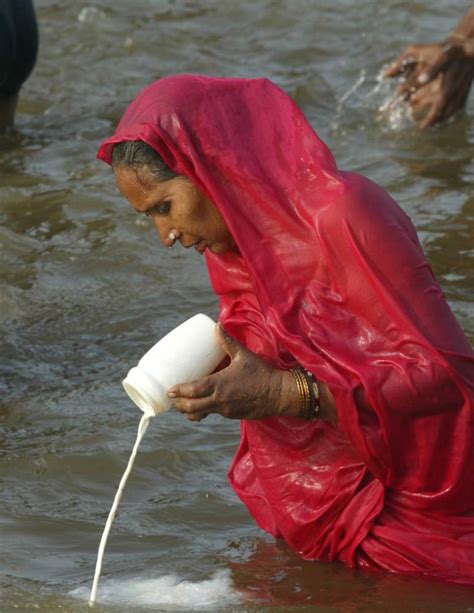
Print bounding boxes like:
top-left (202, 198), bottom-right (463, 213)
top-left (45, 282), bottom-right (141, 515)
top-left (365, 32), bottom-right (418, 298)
top-left (451, 7), bottom-right (474, 43)
top-left (450, 7), bottom-right (474, 58)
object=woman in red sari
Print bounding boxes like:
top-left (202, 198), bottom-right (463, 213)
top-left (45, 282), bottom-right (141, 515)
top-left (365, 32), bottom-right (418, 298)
top-left (97, 74), bottom-right (474, 584)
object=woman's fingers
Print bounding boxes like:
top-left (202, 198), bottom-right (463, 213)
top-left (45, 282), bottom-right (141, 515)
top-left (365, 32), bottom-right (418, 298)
top-left (170, 374), bottom-right (228, 418)
top-left (417, 52), bottom-right (447, 84)
top-left (418, 96), bottom-right (446, 130)
top-left (174, 394), bottom-right (214, 416)
top-left (168, 376), bottom-right (214, 399)
top-left (385, 50), bottom-right (417, 77)
top-left (186, 412), bottom-right (209, 422)
top-left (412, 58), bottom-right (471, 129)
top-left (417, 43), bottom-right (463, 85)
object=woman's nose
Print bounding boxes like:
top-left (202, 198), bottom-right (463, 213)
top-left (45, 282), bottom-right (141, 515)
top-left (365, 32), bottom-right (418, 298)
top-left (153, 219), bottom-right (179, 248)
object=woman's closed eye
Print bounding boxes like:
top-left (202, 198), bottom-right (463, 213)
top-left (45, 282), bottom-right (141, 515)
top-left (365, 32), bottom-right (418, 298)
top-left (144, 200), bottom-right (171, 217)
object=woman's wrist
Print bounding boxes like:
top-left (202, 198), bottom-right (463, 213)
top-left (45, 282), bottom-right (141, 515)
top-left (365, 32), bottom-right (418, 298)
top-left (295, 369), bottom-right (320, 420)
top-left (444, 35), bottom-right (474, 60)
top-left (276, 370), bottom-right (302, 418)
top-left (448, 7), bottom-right (474, 57)
top-left (452, 7), bottom-right (474, 41)
top-left (276, 369), bottom-right (319, 420)
top-left (275, 368), bottom-right (338, 423)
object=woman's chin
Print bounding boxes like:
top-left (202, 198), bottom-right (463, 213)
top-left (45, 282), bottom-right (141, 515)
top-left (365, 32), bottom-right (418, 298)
top-left (209, 242), bottom-right (239, 255)
top-left (206, 242), bottom-right (224, 254)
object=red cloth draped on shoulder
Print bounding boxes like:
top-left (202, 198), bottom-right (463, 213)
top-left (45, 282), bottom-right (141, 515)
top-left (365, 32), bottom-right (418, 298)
top-left (98, 75), bottom-right (474, 584)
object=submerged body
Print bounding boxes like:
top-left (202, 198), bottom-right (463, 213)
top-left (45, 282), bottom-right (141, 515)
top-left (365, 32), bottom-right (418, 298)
top-left (98, 75), bottom-right (474, 584)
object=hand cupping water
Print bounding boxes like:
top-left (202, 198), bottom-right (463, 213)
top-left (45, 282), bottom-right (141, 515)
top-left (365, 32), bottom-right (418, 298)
top-left (384, 7), bottom-right (474, 129)
top-left (385, 41), bottom-right (474, 129)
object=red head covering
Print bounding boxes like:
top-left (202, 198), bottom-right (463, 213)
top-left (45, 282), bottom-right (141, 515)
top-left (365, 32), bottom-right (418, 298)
top-left (98, 75), bottom-right (474, 583)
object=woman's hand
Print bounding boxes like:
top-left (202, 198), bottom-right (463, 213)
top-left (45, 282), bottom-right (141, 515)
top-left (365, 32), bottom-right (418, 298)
top-left (385, 40), bottom-right (474, 129)
top-left (168, 322), bottom-right (299, 422)
top-left (385, 8), bottom-right (474, 129)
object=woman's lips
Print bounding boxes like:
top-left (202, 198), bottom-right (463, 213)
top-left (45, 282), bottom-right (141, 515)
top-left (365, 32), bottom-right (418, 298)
top-left (194, 240), bottom-right (207, 254)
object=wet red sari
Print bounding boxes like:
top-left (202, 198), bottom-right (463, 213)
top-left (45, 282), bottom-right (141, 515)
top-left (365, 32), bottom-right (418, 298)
top-left (98, 75), bottom-right (474, 584)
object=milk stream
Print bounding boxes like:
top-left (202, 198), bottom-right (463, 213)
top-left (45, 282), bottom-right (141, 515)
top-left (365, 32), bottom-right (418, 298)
top-left (89, 414), bottom-right (151, 606)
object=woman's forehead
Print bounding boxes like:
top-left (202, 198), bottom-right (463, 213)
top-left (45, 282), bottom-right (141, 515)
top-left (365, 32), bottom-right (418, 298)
top-left (115, 166), bottom-right (157, 202)
top-left (115, 165), bottom-right (189, 207)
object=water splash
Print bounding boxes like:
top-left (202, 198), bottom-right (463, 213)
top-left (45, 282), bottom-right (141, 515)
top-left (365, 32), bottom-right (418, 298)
top-left (331, 66), bottom-right (415, 133)
top-left (71, 569), bottom-right (241, 609)
top-left (78, 7), bottom-right (106, 24)
top-left (337, 69), bottom-right (367, 107)
top-left (371, 67), bottom-right (414, 131)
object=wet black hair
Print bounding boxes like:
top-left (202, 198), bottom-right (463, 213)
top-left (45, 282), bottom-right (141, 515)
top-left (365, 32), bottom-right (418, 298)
top-left (111, 140), bottom-right (179, 182)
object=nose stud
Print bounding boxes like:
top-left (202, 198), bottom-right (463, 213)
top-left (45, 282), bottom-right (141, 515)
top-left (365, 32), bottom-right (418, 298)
top-left (167, 230), bottom-right (179, 248)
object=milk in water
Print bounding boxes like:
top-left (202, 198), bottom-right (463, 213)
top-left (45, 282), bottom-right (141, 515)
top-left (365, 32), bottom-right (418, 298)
top-left (87, 314), bottom-right (226, 606)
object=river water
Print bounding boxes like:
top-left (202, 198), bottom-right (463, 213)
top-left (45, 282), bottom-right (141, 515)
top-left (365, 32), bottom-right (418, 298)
top-left (1, 1), bottom-right (473, 611)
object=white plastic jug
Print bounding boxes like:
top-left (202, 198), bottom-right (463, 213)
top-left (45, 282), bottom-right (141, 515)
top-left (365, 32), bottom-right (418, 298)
top-left (122, 314), bottom-right (225, 417)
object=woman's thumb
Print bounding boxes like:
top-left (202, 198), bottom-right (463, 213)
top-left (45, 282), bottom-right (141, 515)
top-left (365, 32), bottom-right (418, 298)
top-left (216, 321), bottom-right (241, 359)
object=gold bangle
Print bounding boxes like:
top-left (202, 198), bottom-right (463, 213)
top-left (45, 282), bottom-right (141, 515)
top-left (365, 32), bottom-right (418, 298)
top-left (301, 369), bottom-right (321, 420)
top-left (299, 370), bottom-right (311, 419)
top-left (290, 368), bottom-right (316, 421)
top-left (290, 368), bottom-right (306, 417)
top-left (302, 369), bottom-right (318, 420)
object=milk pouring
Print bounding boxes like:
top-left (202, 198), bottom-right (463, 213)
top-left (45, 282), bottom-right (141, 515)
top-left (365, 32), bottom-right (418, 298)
top-left (89, 314), bottom-right (225, 606)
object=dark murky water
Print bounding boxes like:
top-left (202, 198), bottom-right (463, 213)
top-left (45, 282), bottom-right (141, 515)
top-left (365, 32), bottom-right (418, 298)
top-left (1, 1), bottom-right (473, 611)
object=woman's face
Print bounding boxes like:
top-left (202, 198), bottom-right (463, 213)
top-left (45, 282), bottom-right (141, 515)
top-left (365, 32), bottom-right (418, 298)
top-left (115, 165), bottom-right (236, 255)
